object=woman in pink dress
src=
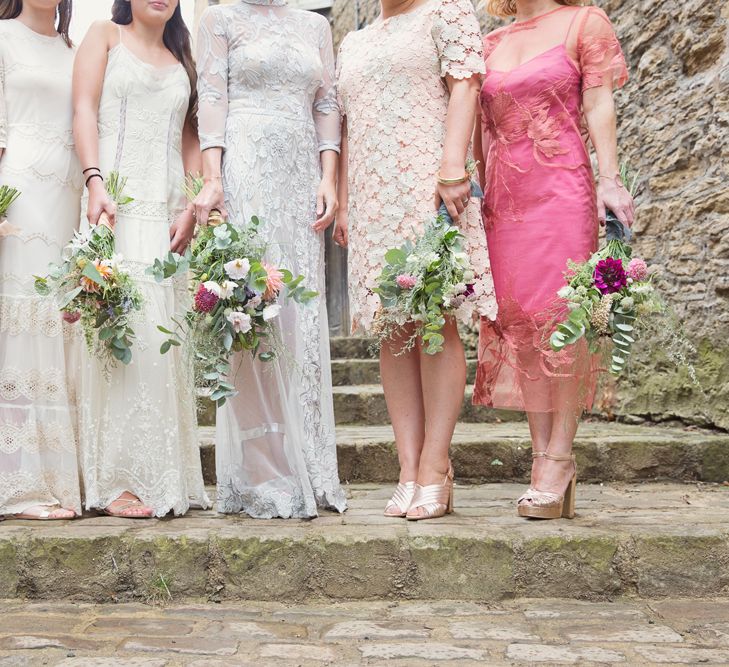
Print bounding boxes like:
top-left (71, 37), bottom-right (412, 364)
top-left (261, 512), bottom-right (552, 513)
top-left (336, 0), bottom-right (497, 520)
top-left (473, 0), bottom-right (634, 519)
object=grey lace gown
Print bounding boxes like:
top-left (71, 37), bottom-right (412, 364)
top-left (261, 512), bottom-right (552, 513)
top-left (197, 0), bottom-right (347, 518)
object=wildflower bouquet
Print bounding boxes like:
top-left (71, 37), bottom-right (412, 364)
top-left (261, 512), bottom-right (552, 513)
top-left (0, 185), bottom-right (21, 237)
top-left (373, 168), bottom-right (486, 355)
top-left (149, 176), bottom-right (317, 406)
top-left (549, 166), bottom-right (663, 374)
top-left (34, 173), bottom-right (142, 368)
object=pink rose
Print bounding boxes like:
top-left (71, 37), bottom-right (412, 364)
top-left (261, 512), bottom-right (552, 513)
top-left (627, 258), bottom-right (648, 282)
top-left (396, 274), bottom-right (417, 290)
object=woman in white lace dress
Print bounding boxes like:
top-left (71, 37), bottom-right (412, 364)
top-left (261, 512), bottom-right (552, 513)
top-left (0, 0), bottom-right (81, 520)
top-left (336, 0), bottom-right (497, 520)
top-left (72, 0), bottom-right (209, 518)
top-left (194, 0), bottom-right (347, 518)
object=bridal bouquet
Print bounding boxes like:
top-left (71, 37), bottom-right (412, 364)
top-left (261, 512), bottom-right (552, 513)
top-left (373, 166), bottom-right (487, 355)
top-left (34, 173), bottom-right (142, 368)
top-left (0, 185), bottom-right (21, 237)
top-left (148, 176), bottom-right (317, 406)
top-left (549, 165), bottom-right (663, 374)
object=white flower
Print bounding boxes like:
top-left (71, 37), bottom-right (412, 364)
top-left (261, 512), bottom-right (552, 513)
top-left (557, 286), bottom-right (575, 299)
top-left (203, 280), bottom-right (222, 297)
top-left (462, 270), bottom-right (475, 282)
top-left (567, 302), bottom-right (582, 311)
top-left (262, 304), bottom-right (281, 321)
top-left (224, 257), bottom-right (250, 280)
top-left (455, 282), bottom-right (467, 294)
top-left (630, 284), bottom-right (654, 295)
top-left (620, 297), bottom-right (635, 310)
top-left (226, 311), bottom-right (252, 334)
top-left (218, 280), bottom-right (238, 299)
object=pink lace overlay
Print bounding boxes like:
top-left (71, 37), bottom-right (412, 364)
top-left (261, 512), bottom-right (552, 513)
top-left (337, 0), bottom-right (496, 334)
top-left (473, 6), bottom-right (627, 414)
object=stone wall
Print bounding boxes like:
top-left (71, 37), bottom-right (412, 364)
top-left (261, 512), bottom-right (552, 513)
top-left (331, 0), bottom-right (729, 430)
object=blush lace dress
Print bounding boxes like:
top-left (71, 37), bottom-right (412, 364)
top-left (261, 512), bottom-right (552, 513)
top-left (77, 27), bottom-right (209, 517)
top-left (197, 0), bottom-right (347, 518)
top-left (473, 6), bottom-right (628, 413)
top-left (0, 20), bottom-right (82, 516)
top-left (336, 0), bottom-right (497, 335)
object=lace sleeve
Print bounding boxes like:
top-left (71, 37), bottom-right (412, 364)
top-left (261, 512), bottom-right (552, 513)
top-left (196, 7), bottom-right (229, 151)
top-left (313, 16), bottom-right (341, 153)
top-left (578, 7), bottom-right (628, 92)
top-left (0, 45), bottom-right (7, 150)
top-left (432, 0), bottom-right (486, 80)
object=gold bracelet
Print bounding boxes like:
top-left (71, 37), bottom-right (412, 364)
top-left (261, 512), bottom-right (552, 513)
top-left (204, 175), bottom-right (223, 182)
top-left (437, 173), bottom-right (469, 186)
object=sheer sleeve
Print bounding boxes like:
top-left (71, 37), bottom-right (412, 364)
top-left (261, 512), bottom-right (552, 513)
top-left (196, 7), bottom-right (229, 151)
top-left (483, 29), bottom-right (507, 64)
top-left (0, 45), bottom-right (7, 150)
top-left (313, 16), bottom-right (341, 153)
top-left (577, 7), bottom-right (628, 93)
top-left (432, 0), bottom-right (486, 80)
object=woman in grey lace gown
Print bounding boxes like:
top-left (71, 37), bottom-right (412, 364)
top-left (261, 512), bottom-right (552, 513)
top-left (194, 0), bottom-right (346, 519)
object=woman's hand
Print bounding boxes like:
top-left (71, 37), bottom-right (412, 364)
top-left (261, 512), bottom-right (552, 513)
top-left (170, 206), bottom-right (196, 254)
top-left (435, 178), bottom-right (471, 224)
top-left (86, 177), bottom-right (116, 228)
top-left (313, 177), bottom-right (338, 233)
top-left (596, 176), bottom-right (635, 228)
top-left (193, 177), bottom-right (227, 226)
top-left (332, 206), bottom-right (348, 248)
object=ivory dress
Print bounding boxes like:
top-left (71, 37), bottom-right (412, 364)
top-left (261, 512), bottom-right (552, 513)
top-left (336, 0), bottom-right (497, 335)
top-left (473, 6), bottom-right (628, 413)
top-left (0, 20), bottom-right (82, 516)
top-left (197, 0), bottom-right (347, 518)
top-left (77, 28), bottom-right (209, 517)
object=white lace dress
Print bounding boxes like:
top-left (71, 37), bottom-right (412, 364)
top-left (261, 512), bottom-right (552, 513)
top-left (0, 20), bottom-right (82, 515)
top-left (197, 0), bottom-right (347, 518)
top-left (77, 30), bottom-right (209, 517)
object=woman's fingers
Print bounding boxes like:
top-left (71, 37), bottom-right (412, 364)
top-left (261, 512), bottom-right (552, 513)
top-left (596, 197), bottom-right (607, 226)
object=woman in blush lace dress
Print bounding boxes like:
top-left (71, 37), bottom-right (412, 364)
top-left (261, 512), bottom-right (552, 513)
top-left (0, 0), bottom-right (81, 521)
top-left (194, 0), bottom-right (347, 519)
top-left (336, 0), bottom-right (497, 521)
top-left (72, 0), bottom-right (209, 518)
top-left (473, 0), bottom-right (634, 519)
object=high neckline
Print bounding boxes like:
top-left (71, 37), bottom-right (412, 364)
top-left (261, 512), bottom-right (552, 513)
top-left (241, 0), bottom-right (287, 5)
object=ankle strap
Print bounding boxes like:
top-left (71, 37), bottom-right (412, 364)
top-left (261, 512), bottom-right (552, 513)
top-left (544, 452), bottom-right (576, 462)
top-left (532, 451), bottom-right (546, 460)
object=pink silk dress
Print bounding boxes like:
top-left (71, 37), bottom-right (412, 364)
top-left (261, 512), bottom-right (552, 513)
top-left (473, 6), bottom-right (628, 413)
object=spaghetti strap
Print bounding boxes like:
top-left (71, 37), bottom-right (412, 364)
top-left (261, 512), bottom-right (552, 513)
top-left (564, 6), bottom-right (588, 45)
top-left (117, 23), bottom-right (123, 46)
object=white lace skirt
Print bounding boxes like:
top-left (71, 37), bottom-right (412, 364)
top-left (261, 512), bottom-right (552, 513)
top-left (76, 207), bottom-right (210, 517)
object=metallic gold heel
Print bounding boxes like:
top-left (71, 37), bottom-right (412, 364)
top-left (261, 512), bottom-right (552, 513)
top-left (406, 463), bottom-right (454, 521)
top-left (517, 452), bottom-right (577, 520)
top-left (384, 482), bottom-right (416, 518)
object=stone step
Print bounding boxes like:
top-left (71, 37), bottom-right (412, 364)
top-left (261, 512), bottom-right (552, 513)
top-left (331, 358), bottom-right (479, 386)
top-left (330, 337), bottom-right (373, 360)
top-left (198, 384), bottom-right (520, 428)
top-left (198, 423), bottom-right (729, 487)
top-left (2, 482), bottom-right (728, 603)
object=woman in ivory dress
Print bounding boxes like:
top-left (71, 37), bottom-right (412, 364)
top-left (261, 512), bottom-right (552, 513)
top-left (72, 0), bottom-right (209, 518)
top-left (0, 0), bottom-right (81, 521)
top-left (336, 0), bottom-right (497, 520)
top-left (194, 0), bottom-right (347, 519)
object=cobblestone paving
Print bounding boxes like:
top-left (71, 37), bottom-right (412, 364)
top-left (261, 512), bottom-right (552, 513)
top-left (2, 598), bottom-right (729, 666)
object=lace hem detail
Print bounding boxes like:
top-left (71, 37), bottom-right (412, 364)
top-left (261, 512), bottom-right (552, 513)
top-left (0, 295), bottom-right (74, 339)
top-left (0, 367), bottom-right (68, 403)
top-left (216, 475), bottom-right (319, 518)
top-left (0, 420), bottom-right (76, 455)
top-left (0, 470), bottom-right (81, 516)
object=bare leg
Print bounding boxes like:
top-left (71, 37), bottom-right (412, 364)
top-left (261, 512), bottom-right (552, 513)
top-left (526, 411), bottom-right (552, 486)
top-left (416, 318), bottom-right (466, 487)
top-left (380, 323), bottom-right (425, 484)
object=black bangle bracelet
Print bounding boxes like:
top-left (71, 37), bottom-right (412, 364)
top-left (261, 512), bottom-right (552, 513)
top-left (82, 167), bottom-right (101, 174)
top-left (85, 173), bottom-right (104, 188)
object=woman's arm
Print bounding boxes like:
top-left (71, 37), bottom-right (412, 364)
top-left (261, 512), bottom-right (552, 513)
top-left (333, 118), bottom-right (349, 248)
top-left (193, 7), bottom-right (229, 224)
top-left (583, 87), bottom-right (634, 227)
top-left (436, 75), bottom-right (481, 222)
top-left (311, 17), bottom-right (341, 233)
top-left (73, 21), bottom-right (116, 226)
top-left (473, 113), bottom-right (486, 190)
top-left (170, 119), bottom-right (202, 252)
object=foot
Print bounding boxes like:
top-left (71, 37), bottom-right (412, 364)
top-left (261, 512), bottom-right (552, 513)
top-left (13, 505), bottom-right (76, 521)
top-left (384, 481), bottom-right (416, 517)
top-left (103, 492), bottom-right (154, 518)
top-left (531, 457), bottom-right (575, 497)
top-left (406, 463), bottom-right (454, 520)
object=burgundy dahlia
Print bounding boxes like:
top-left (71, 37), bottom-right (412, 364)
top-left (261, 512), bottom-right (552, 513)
top-left (194, 284), bottom-right (219, 313)
top-left (593, 257), bottom-right (627, 294)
